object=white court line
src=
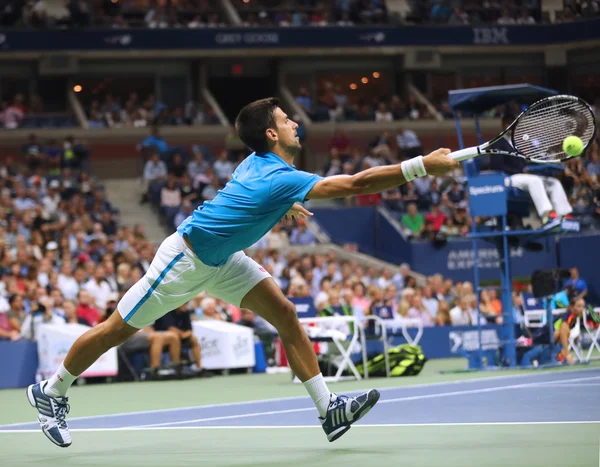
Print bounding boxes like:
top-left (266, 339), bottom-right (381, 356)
top-left (2, 366), bottom-right (599, 429)
top-left (133, 375), bottom-right (600, 429)
top-left (1, 420), bottom-right (599, 434)
top-left (541, 383), bottom-right (600, 388)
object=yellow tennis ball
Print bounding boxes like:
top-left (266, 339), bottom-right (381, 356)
top-left (563, 136), bottom-right (584, 157)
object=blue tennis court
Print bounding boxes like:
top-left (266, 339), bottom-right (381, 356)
top-left (2, 368), bottom-right (599, 467)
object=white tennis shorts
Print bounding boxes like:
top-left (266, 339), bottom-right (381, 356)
top-left (118, 232), bottom-right (271, 329)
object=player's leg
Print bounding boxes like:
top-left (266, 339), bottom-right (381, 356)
top-left (554, 323), bottom-right (574, 364)
top-left (28, 233), bottom-right (208, 447)
top-left (189, 335), bottom-right (203, 369)
top-left (210, 252), bottom-right (380, 442)
top-left (147, 331), bottom-right (166, 370)
top-left (510, 174), bottom-right (554, 219)
top-left (162, 330), bottom-right (182, 366)
top-left (25, 310), bottom-right (137, 448)
top-left (544, 176), bottom-right (573, 217)
top-left (240, 278), bottom-right (321, 382)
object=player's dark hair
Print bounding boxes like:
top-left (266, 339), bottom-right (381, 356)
top-left (235, 97), bottom-right (280, 153)
top-left (570, 296), bottom-right (584, 307)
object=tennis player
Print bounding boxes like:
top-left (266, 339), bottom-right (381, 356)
top-left (27, 98), bottom-right (458, 447)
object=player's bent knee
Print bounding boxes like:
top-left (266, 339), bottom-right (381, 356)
top-left (273, 300), bottom-right (300, 330)
top-left (100, 311), bottom-right (139, 347)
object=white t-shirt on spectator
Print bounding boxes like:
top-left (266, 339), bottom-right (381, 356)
top-left (84, 279), bottom-right (112, 311)
top-left (213, 160), bottom-right (234, 181)
top-left (376, 276), bottom-right (392, 290)
top-left (396, 130), bottom-right (421, 149)
top-left (422, 297), bottom-right (439, 317)
top-left (265, 230), bottom-right (289, 250)
top-left (161, 187), bottom-right (181, 208)
top-left (375, 111), bottom-right (393, 122)
top-left (3, 106), bottom-right (24, 129)
top-left (42, 193), bottom-right (61, 219)
top-left (58, 274), bottom-right (79, 300)
top-left (0, 296), bottom-right (9, 313)
top-left (450, 306), bottom-right (472, 326)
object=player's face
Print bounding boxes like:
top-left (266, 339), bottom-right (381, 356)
top-left (273, 107), bottom-right (301, 154)
top-left (572, 299), bottom-right (585, 317)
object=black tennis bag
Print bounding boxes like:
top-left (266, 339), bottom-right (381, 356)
top-left (355, 344), bottom-right (428, 377)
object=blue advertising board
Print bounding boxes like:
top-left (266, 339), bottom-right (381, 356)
top-left (410, 237), bottom-right (558, 282)
top-left (467, 173), bottom-right (507, 217)
top-left (0, 20), bottom-right (598, 52)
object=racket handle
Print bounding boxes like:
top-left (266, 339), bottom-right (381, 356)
top-left (449, 146), bottom-right (481, 162)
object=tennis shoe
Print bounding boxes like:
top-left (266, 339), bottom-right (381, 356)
top-left (319, 389), bottom-right (380, 442)
top-left (27, 381), bottom-right (72, 448)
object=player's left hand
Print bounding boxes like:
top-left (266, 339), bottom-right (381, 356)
top-left (284, 203), bottom-right (313, 221)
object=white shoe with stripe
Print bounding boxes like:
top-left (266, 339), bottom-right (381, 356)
top-left (319, 389), bottom-right (380, 442)
top-left (26, 382), bottom-right (72, 448)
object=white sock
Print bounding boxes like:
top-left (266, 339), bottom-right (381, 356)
top-left (44, 363), bottom-right (77, 398)
top-left (303, 373), bottom-right (331, 417)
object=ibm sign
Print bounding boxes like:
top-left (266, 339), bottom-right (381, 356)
top-left (467, 174), bottom-right (508, 217)
top-left (473, 27), bottom-right (510, 45)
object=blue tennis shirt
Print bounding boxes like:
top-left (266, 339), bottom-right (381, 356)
top-left (177, 151), bottom-right (322, 266)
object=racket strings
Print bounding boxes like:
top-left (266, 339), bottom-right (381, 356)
top-left (513, 98), bottom-right (595, 162)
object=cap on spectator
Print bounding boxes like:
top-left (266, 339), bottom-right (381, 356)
top-left (78, 252), bottom-right (91, 263)
top-left (46, 241), bottom-right (59, 251)
top-left (49, 180), bottom-right (60, 189)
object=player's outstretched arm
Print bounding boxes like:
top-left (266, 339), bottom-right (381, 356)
top-left (306, 148), bottom-right (458, 200)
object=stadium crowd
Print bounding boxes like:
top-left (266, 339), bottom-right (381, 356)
top-left (86, 92), bottom-right (220, 129)
top-left (2, 0), bottom-right (597, 29)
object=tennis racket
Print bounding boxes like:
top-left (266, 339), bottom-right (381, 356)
top-left (449, 95), bottom-right (596, 163)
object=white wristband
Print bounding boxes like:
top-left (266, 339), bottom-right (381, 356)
top-left (400, 156), bottom-right (427, 182)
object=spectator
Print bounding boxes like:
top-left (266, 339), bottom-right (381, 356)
top-left (167, 153), bottom-right (187, 179)
top-left (290, 218), bottom-right (317, 245)
top-left (375, 103), bottom-right (393, 122)
top-left (421, 285), bottom-right (439, 318)
top-left (174, 201), bottom-right (194, 229)
top-left (142, 152), bottom-right (168, 204)
top-left (564, 267), bottom-right (588, 300)
top-left (141, 126), bottom-right (168, 154)
top-left (497, 7), bottom-right (516, 24)
top-left (401, 202), bottom-right (425, 238)
top-left (73, 289), bottom-right (100, 327)
top-left (4, 93), bottom-right (25, 130)
top-left (407, 294), bottom-right (435, 327)
top-left (517, 9), bottom-right (536, 24)
top-left (6, 294), bottom-right (26, 333)
top-left (425, 203), bottom-right (446, 232)
top-left (449, 296), bottom-right (473, 326)
top-left (396, 127), bottom-right (422, 159)
top-left (84, 265), bottom-right (111, 308)
top-left (448, 6), bottom-right (469, 24)
top-left (188, 151), bottom-right (210, 180)
top-left (213, 151), bottom-right (234, 185)
top-left (435, 300), bottom-right (452, 326)
top-left (198, 297), bottom-right (224, 320)
top-left (295, 87), bottom-right (312, 116)
top-left (20, 300), bottom-right (65, 341)
top-left (160, 174), bottom-right (182, 227)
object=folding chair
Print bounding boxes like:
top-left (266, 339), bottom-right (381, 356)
top-left (299, 315), bottom-right (364, 382)
top-left (523, 308), bottom-right (584, 362)
top-left (584, 307), bottom-right (600, 362)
